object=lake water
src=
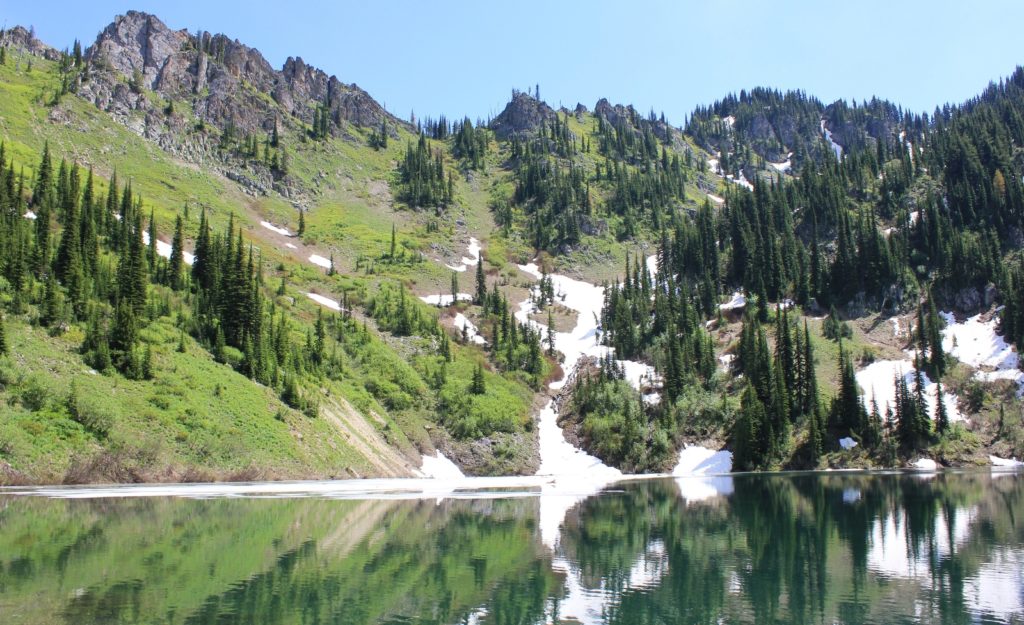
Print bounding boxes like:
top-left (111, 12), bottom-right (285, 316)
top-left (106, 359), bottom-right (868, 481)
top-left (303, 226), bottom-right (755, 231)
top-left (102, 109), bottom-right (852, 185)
top-left (1, 470), bottom-right (1021, 624)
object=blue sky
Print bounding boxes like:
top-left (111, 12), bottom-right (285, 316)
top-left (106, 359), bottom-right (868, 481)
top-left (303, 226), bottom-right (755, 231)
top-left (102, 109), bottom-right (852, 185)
top-left (5, 1), bottom-right (1023, 125)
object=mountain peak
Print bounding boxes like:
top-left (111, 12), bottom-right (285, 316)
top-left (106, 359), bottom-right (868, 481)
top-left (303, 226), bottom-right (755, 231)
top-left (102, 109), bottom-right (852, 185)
top-left (489, 90), bottom-right (555, 139)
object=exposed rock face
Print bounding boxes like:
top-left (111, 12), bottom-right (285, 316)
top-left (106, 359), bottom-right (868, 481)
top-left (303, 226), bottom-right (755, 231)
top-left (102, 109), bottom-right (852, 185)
top-left (593, 98), bottom-right (681, 148)
top-left (80, 11), bottom-right (397, 139)
top-left (0, 26), bottom-right (61, 61)
top-left (489, 91), bottom-right (555, 139)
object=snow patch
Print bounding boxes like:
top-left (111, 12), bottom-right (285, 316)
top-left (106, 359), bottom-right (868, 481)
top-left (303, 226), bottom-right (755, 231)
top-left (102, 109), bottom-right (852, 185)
top-left (706, 193), bottom-right (725, 204)
top-left (941, 311), bottom-right (1024, 396)
top-left (445, 237), bottom-right (481, 272)
top-left (260, 220), bottom-right (292, 236)
top-left (719, 292), bottom-right (746, 310)
top-left (769, 159), bottom-right (792, 173)
top-left (839, 437), bottom-right (858, 450)
top-left (673, 445), bottom-right (733, 475)
top-left (452, 312), bottom-right (486, 345)
top-left (821, 118), bottom-right (843, 160)
top-left (418, 451), bottom-right (466, 480)
top-left (23, 210), bottom-right (37, 220)
top-left (142, 230), bottom-right (194, 266)
top-left (990, 455), bottom-right (1024, 468)
top-left (911, 458), bottom-right (938, 471)
top-left (306, 292), bottom-right (342, 312)
top-left (309, 254), bottom-right (332, 269)
top-left (419, 293), bottom-right (472, 307)
top-left (856, 359), bottom-right (966, 424)
top-left (285, 243), bottom-right (297, 249)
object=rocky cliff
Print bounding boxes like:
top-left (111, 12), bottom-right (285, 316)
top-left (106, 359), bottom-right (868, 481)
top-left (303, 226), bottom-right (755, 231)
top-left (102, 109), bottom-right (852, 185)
top-left (80, 11), bottom-right (400, 139)
top-left (489, 91), bottom-right (555, 139)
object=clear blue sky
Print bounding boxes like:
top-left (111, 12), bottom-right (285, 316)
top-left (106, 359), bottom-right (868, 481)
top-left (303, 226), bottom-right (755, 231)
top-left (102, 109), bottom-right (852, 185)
top-left (5, 1), bottom-right (1023, 125)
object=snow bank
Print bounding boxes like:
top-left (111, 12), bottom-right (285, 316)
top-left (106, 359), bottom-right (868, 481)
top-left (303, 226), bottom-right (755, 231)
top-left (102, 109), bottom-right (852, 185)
top-left (719, 291), bottom-right (746, 310)
top-left (419, 293), bottom-right (472, 306)
top-left (673, 445), bottom-right (733, 475)
top-left (418, 451), bottom-right (466, 480)
top-left (940, 312), bottom-right (1017, 369)
top-left (23, 210), bottom-right (36, 220)
top-left (769, 159), bottom-right (792, 173)
top-left (990, 455), bottom-right (1024, 468)
top-left (940, 311), bottom-right (1024, 396)
top-left (285, 243), bottom-right (297, 249)
top-left (839, 437), bottom-right (858, 450)
top-left (260, 220), bottom-right (292, 236)
top-left (453, 312), bottom-right (486, 345)
top-left (706, 193), bottom-right (725, 204)
top-left (821, 119), bottom-right (843, 160)
top-left (309, 254), bottom-right (332, 269)
top-left (142, 230), bottom-right (195, 265)
top-left (306, 292), bottom-right (342, 312)
top-left (856, 359), bottom-right (965, 423)
top-left (912, 458), bottom-right (938, 471)
top-left (445, 237), bottom-right (481, 272)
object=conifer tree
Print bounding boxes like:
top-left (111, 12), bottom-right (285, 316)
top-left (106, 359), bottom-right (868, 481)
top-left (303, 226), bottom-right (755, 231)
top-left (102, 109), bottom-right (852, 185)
top-left (169, 214), bottom-right (185, 290)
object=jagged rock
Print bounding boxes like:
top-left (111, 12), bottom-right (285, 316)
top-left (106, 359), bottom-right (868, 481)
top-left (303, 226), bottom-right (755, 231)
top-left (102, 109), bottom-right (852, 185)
top-left (0, 26), bottom-right (61, 61)
top-left (593, 97), bottom-right (678, 146)
top-left (489, 91), bottom-right (555, 139)
top-left (954, 287), bottom-right (982, 314)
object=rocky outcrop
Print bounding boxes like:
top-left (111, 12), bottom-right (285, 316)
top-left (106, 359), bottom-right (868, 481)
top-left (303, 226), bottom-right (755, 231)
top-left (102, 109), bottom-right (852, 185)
top-left (489, 91), bottom-right (555, 139)
top-left (593, 98), bottom-right (680, 148)
top-left (0, 26), bottom-right (61, 61)
top-left (80, 11), bottom-right (399, 139)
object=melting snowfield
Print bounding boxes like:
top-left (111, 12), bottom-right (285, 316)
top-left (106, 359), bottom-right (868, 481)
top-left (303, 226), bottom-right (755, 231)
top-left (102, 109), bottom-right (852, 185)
top-left (419, 293), bottom-right (472, 306)
top-left (142, 230), bottom-right (195, 265)
top-left (452, 312), bottom-right (486, 345)
top-left (856, 359), bottom-right (965, 423)
top-left (308, 254), bottom-right (332, 269)
top-left (940, 311), bottom-right (1024, 395)
top-left (260, 220), bottom-right (292, 236)
top-left (445, 237), bottom-right (481, 272)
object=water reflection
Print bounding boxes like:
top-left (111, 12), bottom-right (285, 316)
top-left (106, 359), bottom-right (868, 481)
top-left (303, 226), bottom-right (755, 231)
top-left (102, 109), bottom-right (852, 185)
top-left (0, 471), bottom-right (1020, 624)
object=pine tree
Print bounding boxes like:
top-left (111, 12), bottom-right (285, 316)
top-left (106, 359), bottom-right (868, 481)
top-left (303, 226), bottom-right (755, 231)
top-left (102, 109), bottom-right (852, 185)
top-left (470, 362), bottom-right (486, 395)
top-left (0, 313), bottom-right (6, 355)
top-left (450, 271), bottom-right (459, 304)
top-left (474, 254), bottom-right (486, 305)
top-left (297, 208), bottom-right (305, 237)
top-left (169, 214), bottom-right (185, 290)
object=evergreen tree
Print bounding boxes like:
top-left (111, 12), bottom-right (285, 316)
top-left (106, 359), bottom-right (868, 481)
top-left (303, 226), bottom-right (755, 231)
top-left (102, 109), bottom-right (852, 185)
top-left (169, 214), bottom-right (185, 290)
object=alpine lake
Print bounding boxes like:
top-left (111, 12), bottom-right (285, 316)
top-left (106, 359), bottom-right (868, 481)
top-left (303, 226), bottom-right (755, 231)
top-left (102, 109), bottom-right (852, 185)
top-left (0, 469), bottom-right (1021, 624)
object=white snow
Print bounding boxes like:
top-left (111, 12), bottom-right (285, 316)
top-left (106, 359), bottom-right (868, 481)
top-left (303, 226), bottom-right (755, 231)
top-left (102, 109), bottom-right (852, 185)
top-left (718, 353), bottom-right (736, 369)
top-left (309, 254), bottom-right (332, 269)
top-left (142, 230), bottom-right (195, 266)
top-left (769, 159), bottom-right (792, 173)
top-left (726, 171), bottom-right (754, 191)
top-left (912, 458), bottom-right (938, 471)
top-left (891, 317), bottom-right (901, 338)
top-left (839, 437), bottom-right (858, 450)
top-left (719, 291), bottom-right (746, 310)
top-left (260, 220), bottom-right (292, 236)
top-left (285, 243), bottom-right (297, 249)
top-left (940, 311), bottom-right (1018, 369)
top-left (306, 292), bottom-right (342, 312)
top-left (672, 445), bottom-right (733, 475)
top-left (940, 311), bottom-right (1024, 396)
top-left (723, 115), bottom-right (735, 127)
top-left (706, 193), bottom-right (725, 204)
top-left (821, 118), bottom-right (843, 160)
top-left (706, 158), bottom-right (721, 175)
top-left (445, 237), bottom-right (481, 272)
top-left (856, 359), bottom-right (966, 424)
top-left (645, 254), bottom-right (658, 281)
top-left (453, 312), bottom-right (486, 345)
top-left (418, 451), bottom-right (466, 480)
top-left (419, 292), bottom-right (472, 307)
top-left (990, 455), bottom-right (1024, 468)
top-left (909, 210), bottom-right (920, 225)
top-left (23, 210), bottom-right (37, 220)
